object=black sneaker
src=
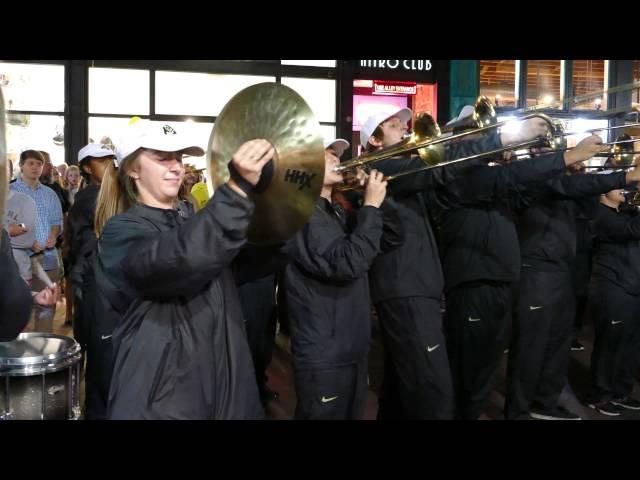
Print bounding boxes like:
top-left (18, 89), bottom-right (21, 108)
top-left (529, 406), bottom-right (582, 420)
top-left (587, 400), bottom-right (622, 416)
top-left (611, 396), bottom-right (640, 410)
top-left (571, 340), bottom-right (585, 351)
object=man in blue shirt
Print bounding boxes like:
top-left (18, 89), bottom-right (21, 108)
top-left (10, 149), bottom-right (63, 332)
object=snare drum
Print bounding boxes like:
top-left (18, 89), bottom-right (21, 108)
top-left (0, 332), bottom-right (82, 420)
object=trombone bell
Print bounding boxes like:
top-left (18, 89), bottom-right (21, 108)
top-left (413, 112), bottom-right (445, 166)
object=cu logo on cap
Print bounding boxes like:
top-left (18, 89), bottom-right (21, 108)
top-left (163, 125), bottom-right (177, 135)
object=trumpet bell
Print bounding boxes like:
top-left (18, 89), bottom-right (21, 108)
top-left (207, 83), bottom-right (325, 245)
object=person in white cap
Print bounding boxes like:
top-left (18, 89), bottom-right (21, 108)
top-left (281, 137), bottom-right (403, 420)
top-left (360, 106), bottom-right (606, 420)
top-left (504, 149), bottom-right (640, 421)
top-left (65, 142), bottom-right (116, 419)
top-left (415, 108), bottom-right (614, 420)
top-left (92, 122), bottom-right (274, 419)
top-left (324, 138), bottom-right (351, 158)
top-left (360, 108), bottom-right (413, 155)
top-left (444, 104), bottom-right (476, 131)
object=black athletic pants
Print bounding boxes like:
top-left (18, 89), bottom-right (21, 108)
top-left (505, 270), bottom-right (574, 419)
top-left (238, 275), bottom-right (277, 398)
top-left (589, 277), bottom-right (640, 402)
top-left (445, 282), bottom-right (512, 420)
top-left (376, 297), bottom-right (454, 420)
top-left (294, 359), bottom-right (368, 420)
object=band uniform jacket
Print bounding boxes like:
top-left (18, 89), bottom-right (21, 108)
top-left (95, 184), bottom-right (263, 420)
top-left (283, 197), bottom-right (404, 370)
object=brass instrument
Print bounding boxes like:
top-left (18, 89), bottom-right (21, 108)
top-left (442, 95), bottom-right (498, 133)
top-left (206, 83), bottom-right (325, 245)
top-left (611, 134), bottom-right (635, 167)
top-left (335, 110), bottom-right (557, 177)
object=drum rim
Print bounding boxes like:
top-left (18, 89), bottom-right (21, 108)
top-left (0, 332), bottom-right (81, 368)
top-left (0, 352), bottom-right (81, 376)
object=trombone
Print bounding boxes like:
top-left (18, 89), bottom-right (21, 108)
top-left (335, 95), bottom-right (640, 191)
top-left (334, 109), bottom-right (558, 174)
top-left (514, 134), bottom-right (638, 167)
top-left (335, 136), bottom-right (551, 192)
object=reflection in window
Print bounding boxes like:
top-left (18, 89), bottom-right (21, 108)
top-left (0, 63), bottom-right (65, 112)
top-left (318, 125), bottom-right (337, 145)
top-left (89, 68), bottom-right (150, 115)
top-left (479, 60), bottom-right (518, 108)
top-left (572, 60), bottom-right (606, 111)
top-left (155, 72), bottom-right (275, 117)
top-left (563, 119), bottom-right (609, 166)
top-left (281, 60), bottom-right (336, 68)
top-left (88, 116), bottom-right (135, 153)
top-left (526, 60), bottom-right (562, 109)
top-left (281, 77), bottom-right (336, 123)
top-left (6, 114), bottom-right (65, 166)
top-left (88, 117), bottom-right (213, 171)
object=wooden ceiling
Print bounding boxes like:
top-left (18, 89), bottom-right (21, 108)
top-left (480, 60), bottom-right (607, 98)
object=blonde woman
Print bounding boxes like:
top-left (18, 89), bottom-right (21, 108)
top-left (64, 165), bottom-right (82, 207)
top-left (93, 123), bottom-right (273, 419)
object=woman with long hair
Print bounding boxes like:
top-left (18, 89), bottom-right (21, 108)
top-left (93, 122), bottom-right (273, 419)
top-left (64, 165), bottom-right (82, 207)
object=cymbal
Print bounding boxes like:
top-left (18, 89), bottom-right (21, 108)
top-left (0, 87), bottom-right (6, 249)
top-left (207, 83), bottom-right (325, 245)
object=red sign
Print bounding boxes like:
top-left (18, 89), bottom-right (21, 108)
top-left (372, 80), bottom-right (417, 96)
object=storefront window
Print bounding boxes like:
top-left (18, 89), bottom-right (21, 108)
top-left (155, 72), bottom-right (275, 117)
top-left (88, 117), bottom-right (213, 170)
top-left (0, 63), bottom-right (65, 112)
top-left (280, 77), bottom-right (336, 123)
top-left (281, 60), bottom-right (336, 68)
top-left (89, 67), bottom-right (150, 115)
top-left (572, 60), bottom-right (607, 111)
top-left (479, 60), bottom-right (518, 108)
top-left (526, 60), bottom-right (562, 109)
top-left (564, 118), bottom-right (610, 166)
top-left (5, 114), bottom-right (65, 167)
top-left (633, 60), bottom-right (640, 105)
top-left (318, 125), bottom-right (337, 144)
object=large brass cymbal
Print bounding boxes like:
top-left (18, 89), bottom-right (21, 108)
top-left (207, 83), bottom-right (325, 245)
top-left (0, 87), bottom-right (6, 249)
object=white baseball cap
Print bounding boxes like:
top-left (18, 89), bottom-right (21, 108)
top-left (77, 143), bottom-right (116, 165)
top-left (360, 108), bottom-right (412, 148)
top-left (323, 138), bottom-right (350, 157)
top-left (116, 123), bottom-right (205, 164)
top-left (446, 105), bottom-right (475, 126)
